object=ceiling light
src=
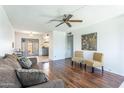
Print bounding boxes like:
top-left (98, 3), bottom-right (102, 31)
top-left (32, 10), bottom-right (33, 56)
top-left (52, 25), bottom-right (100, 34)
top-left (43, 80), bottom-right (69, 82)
top-left (29, 32), bottom-right (33, 37)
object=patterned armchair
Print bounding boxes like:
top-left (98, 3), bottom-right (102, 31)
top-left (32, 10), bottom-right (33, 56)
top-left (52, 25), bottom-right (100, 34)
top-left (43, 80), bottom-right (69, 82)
top-left (84, 52), bottom-right (104, 73)
top-left (71, 51), bottom-right (84, 67)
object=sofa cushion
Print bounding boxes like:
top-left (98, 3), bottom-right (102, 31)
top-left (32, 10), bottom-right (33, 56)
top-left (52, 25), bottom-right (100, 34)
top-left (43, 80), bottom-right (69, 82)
top-left (119, 82), bottom-right (124, 88)
top-left (0, 64), bottom-right (22, 88)
top-left (2, 57), bottom-right (21, 69)
top-left (4, 54), bottom-right (18, 60)
top-left (16, 68), bottom-right (48, 87)
top-left (18, 57), bottom-right (32, 69)
top-left (2, 54), bottom-right (22, 69)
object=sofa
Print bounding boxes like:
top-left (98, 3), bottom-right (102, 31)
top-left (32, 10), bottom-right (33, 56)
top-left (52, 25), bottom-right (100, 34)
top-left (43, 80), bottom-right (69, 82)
top-left (119, 82), bottom-right (124, 88)
top-left (0, 54), bottom-right (64, 88)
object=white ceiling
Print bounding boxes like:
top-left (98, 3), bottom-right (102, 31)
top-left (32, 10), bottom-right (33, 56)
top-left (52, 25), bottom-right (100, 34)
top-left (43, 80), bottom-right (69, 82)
top-left (3, 5), bottom-right (124, 32)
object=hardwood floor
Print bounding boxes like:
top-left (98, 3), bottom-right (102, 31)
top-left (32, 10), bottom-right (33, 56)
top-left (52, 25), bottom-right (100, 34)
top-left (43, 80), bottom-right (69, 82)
top-left (37, 56), bottom-right (50, 62)
top-left (38, 59), bottom-right (124, 88)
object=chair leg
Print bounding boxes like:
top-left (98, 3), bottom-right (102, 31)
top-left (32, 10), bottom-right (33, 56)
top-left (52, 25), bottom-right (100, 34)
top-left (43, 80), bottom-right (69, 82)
top-left (71, 61), bottom-right (73, 66)
top-left (92, 67), bottom-right (94, 73)
top-left (102, 66), bottom-right (104, 74)
top-left (84, 64), bottom-right (86, 71)
top-left (80, 63), bottom-right (82, 68)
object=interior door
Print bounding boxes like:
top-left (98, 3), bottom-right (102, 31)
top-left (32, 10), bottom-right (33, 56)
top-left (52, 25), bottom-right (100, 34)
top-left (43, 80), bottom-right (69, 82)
top-left (66, 35), bottom-right (73, 58)
top-left (21, 38), bottom-right (39, 56)
top-left (32, 39), bottom-right (39, 56)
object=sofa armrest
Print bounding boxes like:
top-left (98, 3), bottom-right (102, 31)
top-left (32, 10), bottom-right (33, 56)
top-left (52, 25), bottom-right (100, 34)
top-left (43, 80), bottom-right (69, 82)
top-left (27, 79), bottom-right (64, 88)
top-left (29, 57), bottom-right (37, 65)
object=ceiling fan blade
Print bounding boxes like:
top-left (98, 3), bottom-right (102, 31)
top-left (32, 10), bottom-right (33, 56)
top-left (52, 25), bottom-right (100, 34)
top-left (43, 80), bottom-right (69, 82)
top-left (47, 19), bottom-right (63, 24)
top-left (66, 22), bottom-right (72, 27)
top-left (56, 22), bottom-right (65, 27)
top-left (69, 20), bottom-right (83, 22)
top-left (50, 19), bottom-right (63, 21)
top-left (66, 14), bottom-right (73, 21)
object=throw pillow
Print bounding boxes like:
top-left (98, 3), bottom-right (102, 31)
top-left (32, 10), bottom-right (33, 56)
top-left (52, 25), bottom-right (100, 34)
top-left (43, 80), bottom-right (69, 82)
top-left (18, 57), bottom-right (32, 69)
top-left (16, 68), bottom-right (48, 87)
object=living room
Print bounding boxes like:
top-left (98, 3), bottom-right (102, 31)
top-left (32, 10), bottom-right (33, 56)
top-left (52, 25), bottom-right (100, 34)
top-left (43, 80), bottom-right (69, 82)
top-left (0, 3), bottom-right (124, 90)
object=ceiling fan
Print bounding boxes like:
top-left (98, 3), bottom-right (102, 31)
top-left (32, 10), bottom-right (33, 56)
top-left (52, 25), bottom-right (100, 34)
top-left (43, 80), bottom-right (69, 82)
top-left (49, 14), bottom-right (83, 27)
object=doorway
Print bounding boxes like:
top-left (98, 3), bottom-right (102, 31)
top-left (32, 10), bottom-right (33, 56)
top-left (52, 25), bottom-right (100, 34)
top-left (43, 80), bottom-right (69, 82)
top-left (21, 38), bottom-right (39, 56)
top-left (66, 34), bottom-right (73, 58)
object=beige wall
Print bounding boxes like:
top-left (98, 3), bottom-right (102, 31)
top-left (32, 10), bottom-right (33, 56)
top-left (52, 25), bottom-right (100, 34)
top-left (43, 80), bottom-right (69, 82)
top-left (49, 31), bottom-right (66, 60)
top-left (0, 6), bottom-right (15, 56)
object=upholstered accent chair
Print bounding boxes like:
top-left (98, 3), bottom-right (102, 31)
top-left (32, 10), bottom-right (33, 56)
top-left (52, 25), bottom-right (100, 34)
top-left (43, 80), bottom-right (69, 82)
top-left (71, 51), bottom-right (84, 67)
top-left (84, 52), bottom-right (104, 73)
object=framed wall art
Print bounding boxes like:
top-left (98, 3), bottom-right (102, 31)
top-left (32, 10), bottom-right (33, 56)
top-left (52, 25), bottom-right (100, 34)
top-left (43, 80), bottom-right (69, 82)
top-left (81, 32), bottom-right (97, 50)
